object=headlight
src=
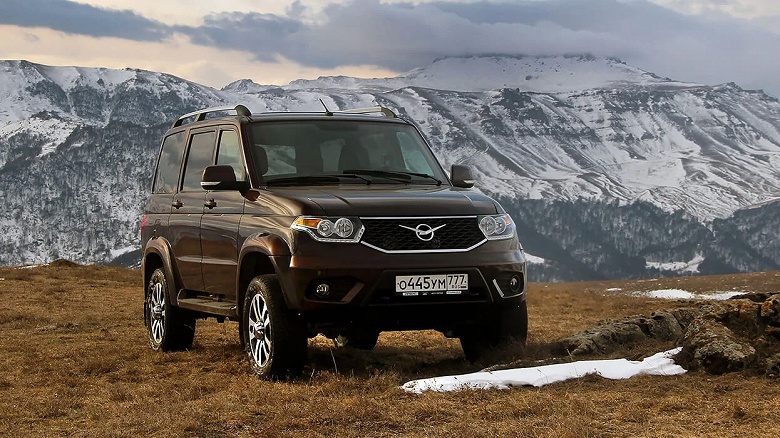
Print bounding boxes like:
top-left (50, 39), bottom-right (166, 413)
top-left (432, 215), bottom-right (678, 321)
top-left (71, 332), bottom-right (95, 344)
top-left (478, 214), bottom-right (515, 240)
top-left (292, 216), bottom-right (363, 243)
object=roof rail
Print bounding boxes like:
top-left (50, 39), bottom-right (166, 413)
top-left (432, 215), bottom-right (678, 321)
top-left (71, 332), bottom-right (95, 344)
top-left (333, 106), bottom-right (397, 118)
top-left (172, 104), bottom-right (251, 128)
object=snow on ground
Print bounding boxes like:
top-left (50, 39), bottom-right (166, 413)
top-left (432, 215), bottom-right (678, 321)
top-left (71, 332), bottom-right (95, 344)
top-left (402, 348), bottom-right (685, 394)
top-left (17, 264), bottom-right (47, 269)
top-left (641, 289), bottom-right (744, 300)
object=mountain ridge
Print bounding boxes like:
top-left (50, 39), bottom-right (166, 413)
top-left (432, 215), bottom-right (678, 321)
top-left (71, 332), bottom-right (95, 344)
top-left (1, 56), bottom-right (778, 279)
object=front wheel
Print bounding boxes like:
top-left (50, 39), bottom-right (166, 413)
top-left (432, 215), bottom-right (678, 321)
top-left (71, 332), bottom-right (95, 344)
top-left (144, 268), bottom-right (196, 351)
top-left (460, 300), bottom-right (528, 363)
top-left (243, 275), bottom-right (307, 378)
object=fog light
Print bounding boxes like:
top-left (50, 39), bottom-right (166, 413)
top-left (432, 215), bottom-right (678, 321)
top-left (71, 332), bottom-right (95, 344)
top-left (314, 283), bottom-right (331, 298)
top-left (509, 275), bottom-right (522, 293)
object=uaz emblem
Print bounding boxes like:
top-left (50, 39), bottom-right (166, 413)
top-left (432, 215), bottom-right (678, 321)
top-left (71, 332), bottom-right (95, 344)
top-left (399, 223), bottom-right (446, 241)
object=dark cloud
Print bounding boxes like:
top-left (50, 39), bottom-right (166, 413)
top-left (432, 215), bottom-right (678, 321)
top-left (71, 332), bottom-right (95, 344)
top-left (2, 0), bottom-right (778, 96)
top-left (0, 0), bottom-right (170, 41)
top-left (182, 12), bottom-right (302, 62)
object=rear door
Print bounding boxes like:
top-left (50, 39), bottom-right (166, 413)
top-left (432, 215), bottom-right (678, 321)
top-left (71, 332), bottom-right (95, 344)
top-left (169, 128), bottom-right (217, 292)
top-left (201, 127), bottom-right (247, 299)
top-left (145, 130), bottom-right (187, 245)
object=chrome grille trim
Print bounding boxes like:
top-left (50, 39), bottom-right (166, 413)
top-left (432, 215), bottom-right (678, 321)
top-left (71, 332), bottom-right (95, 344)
top-left (359, 216), bottom-right (486, 253)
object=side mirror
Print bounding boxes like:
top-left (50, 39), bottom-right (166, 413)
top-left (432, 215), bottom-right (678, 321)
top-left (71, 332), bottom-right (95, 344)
top-left (451, 164), bottom-right (475, 188)
top-left (201, 165), bottom-right (248, 191)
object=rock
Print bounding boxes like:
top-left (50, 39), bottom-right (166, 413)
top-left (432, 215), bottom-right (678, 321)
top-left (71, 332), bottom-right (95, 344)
top-left (560, 308), bottom-right (707, 356)
top-left (760, 294), bottom-right (780, 327)
top-left (679, 318), bottom-right (756, 374)
top-left (561, 295), bottom-right (780, 376)
top-left (764, 353), bottom-right (780, 378)
top-left (730, 292), bottom-right (771, 303)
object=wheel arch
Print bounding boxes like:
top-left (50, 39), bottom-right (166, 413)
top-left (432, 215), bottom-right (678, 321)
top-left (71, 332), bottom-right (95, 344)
top-left (237, 232), bottom-right (292, 313)
top-left (142, 237), bottom-right (180, 306)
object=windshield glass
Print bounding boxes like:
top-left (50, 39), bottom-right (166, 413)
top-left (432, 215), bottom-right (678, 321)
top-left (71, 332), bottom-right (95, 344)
top-left (247, 120), bottom-right (448, 185)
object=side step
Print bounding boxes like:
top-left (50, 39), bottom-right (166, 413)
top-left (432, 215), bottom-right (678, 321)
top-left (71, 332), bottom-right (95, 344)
top-left (177, 297), bottom-right (238, 318)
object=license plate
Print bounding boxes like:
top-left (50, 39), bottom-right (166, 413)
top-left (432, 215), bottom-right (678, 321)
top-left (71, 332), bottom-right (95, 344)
top-left (395, 274), bottom-right (468, 296)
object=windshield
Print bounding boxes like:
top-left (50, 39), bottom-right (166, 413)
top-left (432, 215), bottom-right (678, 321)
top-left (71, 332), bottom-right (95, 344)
top-left (247, 120), bottom-right (448, 186)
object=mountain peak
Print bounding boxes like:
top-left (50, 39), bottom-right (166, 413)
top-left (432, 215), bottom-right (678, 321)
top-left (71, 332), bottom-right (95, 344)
top-left (282, 55), bottom-right (700, 93)
top-left (222, 78), bottom-right (274, 94)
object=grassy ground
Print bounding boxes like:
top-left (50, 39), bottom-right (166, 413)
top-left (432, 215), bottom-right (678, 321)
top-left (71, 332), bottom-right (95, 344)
top-left (0, 264), bottom-right (778, 437)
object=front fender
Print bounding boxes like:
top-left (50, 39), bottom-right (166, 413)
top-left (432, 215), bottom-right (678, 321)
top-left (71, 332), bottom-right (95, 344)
top-left (239, 232), bottom-right (292, 259)
top-left (142, 237), bottom-right (181, 307)
top-left (237, 232), bottom-right (296, 308)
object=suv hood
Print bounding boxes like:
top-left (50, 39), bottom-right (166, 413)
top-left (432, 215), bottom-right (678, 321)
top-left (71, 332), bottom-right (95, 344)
top-left (268, 185), bottom-right (499, 217)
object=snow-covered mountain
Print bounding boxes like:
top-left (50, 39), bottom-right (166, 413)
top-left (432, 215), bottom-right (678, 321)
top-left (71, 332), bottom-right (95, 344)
top-left (1, 56), bottom-right (778, 280)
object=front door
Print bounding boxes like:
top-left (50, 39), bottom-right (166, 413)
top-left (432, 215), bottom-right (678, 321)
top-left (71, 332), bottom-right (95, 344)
top-left (201, 128), bottom-right (247, 299)
top-left (169, 129), bottom-right (216, 292)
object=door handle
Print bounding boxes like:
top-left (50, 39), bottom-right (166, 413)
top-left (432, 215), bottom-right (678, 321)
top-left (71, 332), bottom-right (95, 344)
top-left (172, 200), bottom-right (183, 209)
top-left (204, 199), bottom-right (217, 209)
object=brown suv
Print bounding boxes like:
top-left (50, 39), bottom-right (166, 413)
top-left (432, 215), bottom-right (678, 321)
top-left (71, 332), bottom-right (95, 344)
top-left (141, 105), bottom-right (528, 378)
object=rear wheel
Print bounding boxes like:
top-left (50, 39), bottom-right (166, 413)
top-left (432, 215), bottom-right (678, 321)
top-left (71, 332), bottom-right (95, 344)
top-left (243, 275), bottom-right (307, 378)
top-left (144, 268), bottom-right (196, 351)
top-left (460, 300), bottom-right (527, 362)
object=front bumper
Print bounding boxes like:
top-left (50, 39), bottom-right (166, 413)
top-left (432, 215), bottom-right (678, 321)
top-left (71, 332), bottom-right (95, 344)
top-left (274, 235), bottom-right (526, 330)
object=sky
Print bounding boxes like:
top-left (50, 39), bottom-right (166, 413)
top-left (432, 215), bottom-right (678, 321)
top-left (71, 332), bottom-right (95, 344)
top-left (0, 0), bottom-right (778, 96)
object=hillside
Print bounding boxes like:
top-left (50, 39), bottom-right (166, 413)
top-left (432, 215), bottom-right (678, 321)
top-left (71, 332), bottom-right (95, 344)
top-left (0, 56), bottom-right (779, 279)
top-left (1, 263), bottom-right (778, 436)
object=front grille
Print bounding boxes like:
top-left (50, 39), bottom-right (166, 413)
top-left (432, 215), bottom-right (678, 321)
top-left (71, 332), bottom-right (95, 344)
top-left (360, 217), bottom-right (486, 252)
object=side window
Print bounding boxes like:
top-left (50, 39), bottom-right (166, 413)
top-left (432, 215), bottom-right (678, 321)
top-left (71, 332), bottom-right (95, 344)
top-left (216, 130), bottom-right (246, 181)
top-left (152, 132), bottom-right (186, 194)
top-left (181, 131), bottom-right (217, 192)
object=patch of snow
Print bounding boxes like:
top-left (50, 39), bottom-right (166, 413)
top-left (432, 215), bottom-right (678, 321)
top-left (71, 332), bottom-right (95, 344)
top-left (646, 253), bottom-right (705, 274)
top-left (17, 263), bottom-right (46, 269)
top-left (402, 348), bottom-right (685, 393)
top-left (110, 245), bottom-right (137, 260)
top-left (642, 289), bottom-right (743, 300)
top-left (523, 252), bottom-right (547, 264)
top-left (606, 287), bottom-right (622, 292)
top-left (0, 278), bottom-right (4, 281)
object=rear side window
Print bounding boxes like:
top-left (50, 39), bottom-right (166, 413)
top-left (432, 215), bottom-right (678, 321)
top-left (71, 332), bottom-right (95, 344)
top-left (181, 131), bottom-right (217, 192)
top-left (216, 130), bottom-right (247, 181)
top-left (152, 132), bottom-right (186, 194)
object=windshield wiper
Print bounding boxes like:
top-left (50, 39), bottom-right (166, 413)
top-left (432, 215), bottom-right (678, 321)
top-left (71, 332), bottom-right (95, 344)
top-left (343, 169), bottom-right (442, 185)
top-left (265, 174), bottom-right (371, 186)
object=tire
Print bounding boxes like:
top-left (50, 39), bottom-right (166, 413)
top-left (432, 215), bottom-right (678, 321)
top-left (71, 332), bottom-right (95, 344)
top-left (144, 267), bottom-right (196, 351)
top-left (460, 300), bottom-right (528, 363)
top-left (347, 331), bottom-right (380, 350)
top-left (243, 275), bottom-right (307, 378)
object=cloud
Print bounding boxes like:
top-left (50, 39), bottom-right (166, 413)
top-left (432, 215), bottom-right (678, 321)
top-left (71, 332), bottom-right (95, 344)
top-left (1, 0), bottom-right (779, 96)
top-left (178, 0), bottom-right (780, 95)
top-left (0, 0), bottom-right (170, 41)
top-left (187, 0), bottom-right (635, 70)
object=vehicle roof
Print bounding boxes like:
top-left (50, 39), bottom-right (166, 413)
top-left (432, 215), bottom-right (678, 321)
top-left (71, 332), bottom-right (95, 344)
top-left (165, 112), bottom-right (411, 135)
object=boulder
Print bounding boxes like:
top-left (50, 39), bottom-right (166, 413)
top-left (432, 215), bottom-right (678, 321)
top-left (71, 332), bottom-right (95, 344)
top-left (560, 308), bottom-right (707, 356)
top-left (760, 294), bottom-right (780, 327)
top-left (679, 318), bottom-right (756, 374)
top-left (560, 294), bottom-right (780, 377)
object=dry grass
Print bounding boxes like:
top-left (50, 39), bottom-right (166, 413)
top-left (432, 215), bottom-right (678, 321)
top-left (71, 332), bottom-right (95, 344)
top-left (0, 265), bottom-right (779, 437)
